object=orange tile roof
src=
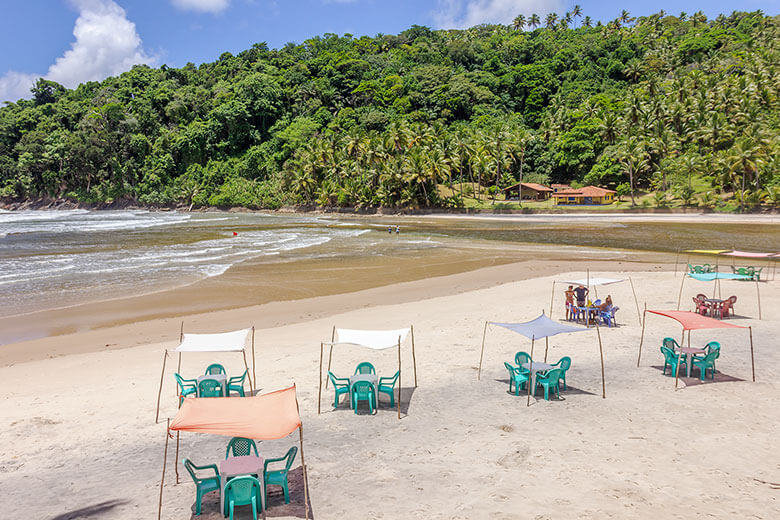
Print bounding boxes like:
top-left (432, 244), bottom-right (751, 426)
top-left (552, 186), bottom-right (616, 197)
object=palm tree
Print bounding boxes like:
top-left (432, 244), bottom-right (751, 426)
top-left (545, 13), bottom-right (559, 29)
top-left (512, 14), bottom-right (525, 31)
top-left (529, 14), bottom-right (540, 29)
top-left (582, 16), bottom-right (592, 28)
top-left (619, 137), bottom-right (649, 206)
top-left (572, 5), bottom-right (583, 26)
top-left (620, 10), bottom-right (633, 26)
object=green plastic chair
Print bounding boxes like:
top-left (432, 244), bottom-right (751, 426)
top-left (661, 346), bottom-right (686, 376)
top-left (223, 475), bottom-right (263, 520)
top-left (351, 380), bottom-right (376, 414)
top-left (183, 458), bottom-right (220, 516)
top-left (736, 267), bottom-right (750, 278)
top-left (551, 356), bottom-right (572, 389)
top-left (327, 371), bottom-right (351, 408)
top-left (226, 437), bottom-right (259, 459)
top-left (692, 347), bottom-right (720, 381)
top-left (354, 362), bottom-right (376, 375)
top-left (534, 368), bottom-right (563, 400)
top-left (264, 446), bottom-right (298, 505)
top-left (514, 352), bottom-right (531, 374)
top-left (504, 362), bottom-right (529, 396)
top-left (174, 373), bottom-right (197, 405)
top-left (205, 363), bottom-right (226, 375)
top-left (752, 267), bottom-right (762, 281)
top-left (692, 341), bottom-right (720, 373)
top-left (662, 337), bottom-right (687, 362)
top-left (228, 370), bottom-right (248, 397)
top-left (378, 371), bottom-right (400, 407)
top-left (198, 378), bottom-right (224, 397)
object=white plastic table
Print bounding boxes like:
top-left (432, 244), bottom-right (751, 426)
top-left (522, 361), bottom-right (553, 390)
top-left (220, 455), bottom-right (264, 515)
top-left (197, 374), bottom-right (227, 397)
top-left (679, 347), bottom-right (706, 377)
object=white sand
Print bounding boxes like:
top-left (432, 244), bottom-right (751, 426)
top-left (1, 268), bottom-right (778, 519)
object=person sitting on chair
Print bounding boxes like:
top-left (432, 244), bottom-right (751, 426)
top-left (598, 295), bottom-right (613, 311)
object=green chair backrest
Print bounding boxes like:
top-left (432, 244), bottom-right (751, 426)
top-left (327, 371), bottom-right (348, 388)
top-left (183, 458), bottom-right (199, 483)
top-left (174, 373), bottom-right (193, 391)
top-left (661, 346), bottom-right (676, 364)
top-left (380, 371), bottom-right (400, 386)
top-left (226, 437), bottom-right (259, 458)
top-left (504, 361), bottom-right (518, 376)
top-left (662, 337), bottom-right (680, 350)
top-left (705, 341), bottom-right (721, 358)
top-left (737, 267), bottom-right (748, 276)
top-left (205, 363), bottom-right (226, 375)
top-left (514, 351), bottom-right (531, 366)
top-left (228, 370), bottom-right (247, 385)
top-left (353, 380), bottom-right (375, 396)
top-left (224, 476), bottom-right (261, 506)
top-left (198, 378), bottom-right (223, 397)
top-left (355, 362), bottom-right (376, 375)
top-left (540, 368), bottom-right (562, 383)
top-left (279, 446), bottom-right (298, 472)
top-left (556, 356), bottom-right (572, 372)
top-left (693, 266), bottom-right (704, 273)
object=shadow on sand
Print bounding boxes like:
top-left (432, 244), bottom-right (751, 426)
top-left (51, 500), bottom-right (129, 520)
top-left (650, 365), bottom-right (744, 386)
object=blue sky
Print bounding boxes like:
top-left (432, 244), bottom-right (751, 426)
top-left (1, 0), bottom-right (777, 103)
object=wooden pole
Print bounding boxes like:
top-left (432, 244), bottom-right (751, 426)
top-left (411, 325), bottom-right (418, 387)
top-left (397, 337), bottom-right (402, 419)
top-left (299, 426), bottom-right (310, 520)
top-left (179, 321), bottom-right (184, 342)
top-left (717, 278), bottom-right (721, 299)
top-left (674, 248), bottom-right (680, 276)
top-left (155, 351), bottom-right (168, 424)
top-left (676, 273), bottom-right (686, 310)
top-left (175, 431), bottom-right (180, 484)
top-left (749, 326), bottom-right (755, 382)
top-left (674, 328), bottom-right (685, 389)
top-left (637, 305), bottom-right (647, 367)
top-left (241, 350), bottom-right (253, 393)
top-left (756, 280), bottom-right (762, 320)
top-left (251, 326), bottom-right (256, 393)
top-left (317, 343), bottom-right (323, 414)
top-left (596, 323), bottom-right (605, 399)
top-left (477, 321), bottom-right (488, 380)
top-left (544, 337), bottom-right (549, 363)
top-left (325, 326), bottom-right (335, 389)
top-left (526, 336), bottom-right (536, 407)
top-left (549, 281), bottom-right (555, 318)
top-left (628, 276), bottom-right (641, 325)
top-left (177, 352), bottom-right (181, 373)
top-left (157, 419), bottom-right (170, 520)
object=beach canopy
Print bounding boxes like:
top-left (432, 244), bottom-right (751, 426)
top-left (174, 328), bottom-right (251, 352)
top-left (327, 328), bottom-right (410, 349)
top-left (317, 326), bottom-right (417, 418)
top-left (685, 249), bottom-right (731, 255)
top-left (722, 250), bottom-right (775, 258)
top-left (560, 277), bottom-right (623, 287)
top-left (170, 385), bottom-right (301, 439)
top-left (491, 314), bottom-right (589, 339)
top-left (688, 272), bottom-right (752, 281)
top-left (647, 310), bottom-right (746, 331)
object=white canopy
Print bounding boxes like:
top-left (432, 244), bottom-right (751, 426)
top-left (561, 277), bottom-right (623, 286)
top-left (328, 328), bottom-right (410, 350)
top-left (173, 328), bottom-right (251, 353)
top-left (491, 314), bottom-right (590, 340)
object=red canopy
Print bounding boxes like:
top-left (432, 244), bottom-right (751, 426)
top-left (648, 310), bottom-right (746, 331)
top-left (170, 385), bottom-right (301, 440)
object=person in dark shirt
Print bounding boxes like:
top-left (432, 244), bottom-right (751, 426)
top-left (573, 285), bottom-right (589, 307)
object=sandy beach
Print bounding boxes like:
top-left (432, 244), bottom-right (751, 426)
top-left (1, 260), bottom-right (777, 519)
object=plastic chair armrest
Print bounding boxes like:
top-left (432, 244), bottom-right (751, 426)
top-left (191, 463), bottom-right (220, 477)
top-left (263, 457), bottom-right (287, 472)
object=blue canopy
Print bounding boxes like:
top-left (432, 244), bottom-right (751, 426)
top-left (688, 272), bottom-right (752, 281)
top-left (491, 314), bottom-right (590, 340)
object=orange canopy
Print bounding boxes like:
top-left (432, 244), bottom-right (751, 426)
top-left (648, 310), bottom-right (746, 331)
top-left (170, 385), bottom-right (301, 440)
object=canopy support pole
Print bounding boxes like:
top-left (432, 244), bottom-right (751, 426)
top-left (242, 350), bottom-right (253, 393)
top-left (717, 278), bottom-right (721, 299)
top-left (397, 337), bottom-right (402, 420)
top-left (177, 352), bottom-right (181, 374)
top-left (299, 425), bottom-right (310, 520)
top-left (674, 329), bottom-right (685, 389)
top-left (676, 273), bottom-right (686, 310)
top-left (637, 304), bottom-right (647, 367)
top-left (712, 278), bottom-right (718, 299)
top-left (755, 280), bottom-right (762, 320)
top-left (325, 326), bottom-right (335, 389)
top-left (749, 326), bottom-right (755, 382)
top-left (155, 351), bottom-right (168, 424)
top-left (544, 337), bottom-right (549, 363)
top-left (174, 431), bottom-right (180, 484)
top-left (251, 326), bottom-right (256, 393)
top-left (596, 323), bottom-right (605, 399)
top-left (157, 419), bottom-right (169, 520)
top-left (674, 248), bottom-right (680, 276)
top-left (526, 336), bottom-right (536, 407)
top-left (629, 276), bottom-right (641, 325)
top-left (180, 321), bottom-right (184, 342)
top-left (549, 281), bottom-right (555, 318)
top-left (477, 321), bottom-right (488, 380)
top-left (317, 343), bottom-right (323, 415)
top-left (411, 325), bottom-right (418, 387)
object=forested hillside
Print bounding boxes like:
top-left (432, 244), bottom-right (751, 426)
top-left (0, 10), bottom-right (778, 210)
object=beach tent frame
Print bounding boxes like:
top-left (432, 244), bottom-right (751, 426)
top-left (154, 324), bottom-right (257, 423)
top-left (317, 326), bottom-right (417, 419)
top-left (548, 269), bottom-right (642, 325)
top-left (158, 386), bottom-right (309, 520)
top-left (675, 271), bottom-right (762, 320)
top-left (636, 309), bottom-right (754, 389)
top-left (477, 311), bottom-right (605, 405)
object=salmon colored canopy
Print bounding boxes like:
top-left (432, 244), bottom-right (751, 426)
top-left (170, 386), bottom-right (301, 440)
top-left (648, 310), bottom-right (746, 331)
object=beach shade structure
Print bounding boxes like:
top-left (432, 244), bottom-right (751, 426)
top-left (155, 327), bottom-right (256, 423)
top-left (477, 313), bottom-right (605, 405)
top-left (550, 271), bottom-right (641, 325)
top-left (317, 327), bottom-right (417, 419)
top-left (675, 271), bottom-right (761, 319)
top-left (636, 310), bottom-right (754, 389)
top-left (722, 250), bottom-right (778, 281)
top-left (680, 249), bottom-right (731, 274)
top-left (158, 386), bottom-right (310, 520)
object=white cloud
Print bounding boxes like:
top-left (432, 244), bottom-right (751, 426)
top-left (0, 0), bottom-right (154, 103)
top-left (171, 0), bottom-right (230, 13)
top-left (434, 0), bottom-right (563, 29)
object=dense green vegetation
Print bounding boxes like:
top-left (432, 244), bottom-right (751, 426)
top-left (1, 10), bottom-right (778, 210)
